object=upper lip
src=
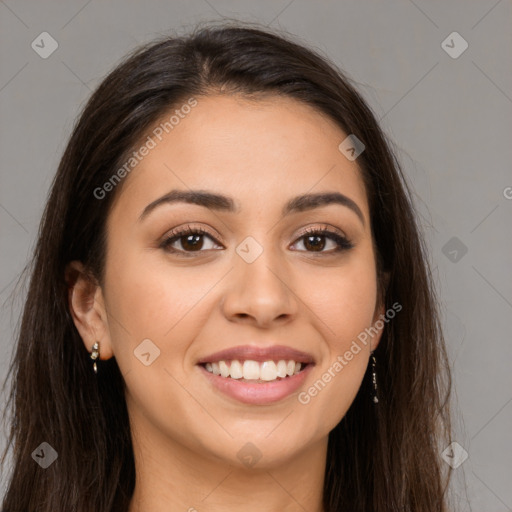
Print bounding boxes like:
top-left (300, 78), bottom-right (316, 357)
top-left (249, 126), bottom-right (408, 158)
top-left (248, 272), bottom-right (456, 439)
top-left (197, 344), bottom-right (315, 364)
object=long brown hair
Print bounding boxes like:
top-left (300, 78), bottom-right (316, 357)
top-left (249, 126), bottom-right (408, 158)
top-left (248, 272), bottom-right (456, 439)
top-left (1, 21), bottom-right (452, 511)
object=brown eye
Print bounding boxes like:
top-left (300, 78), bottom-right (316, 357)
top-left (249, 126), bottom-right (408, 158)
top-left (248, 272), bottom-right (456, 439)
top-left (292, 228), bottom-right (353, 253)
top-left (160, 227), bottom-right (222, 255)
top-left (177, 233), bottom-right (205, 251)
top-left (303, 233), bottom-right (327, 251)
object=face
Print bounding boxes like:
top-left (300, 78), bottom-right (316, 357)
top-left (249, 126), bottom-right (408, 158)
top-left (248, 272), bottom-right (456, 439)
top-left (71, 94), bottom-right (384, 470)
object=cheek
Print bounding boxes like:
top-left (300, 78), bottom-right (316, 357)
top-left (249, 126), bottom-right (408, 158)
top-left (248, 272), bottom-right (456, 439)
top-left (304, 251), bottom-right (378, 352)
top-left (102, 243), bottom-right (223, 374)
top-left (101, 250), bottom-right (219, 435)
top-left (331, 270), bottom-right (377, 347)
top-left (293, 249), bottom-right (377, 428)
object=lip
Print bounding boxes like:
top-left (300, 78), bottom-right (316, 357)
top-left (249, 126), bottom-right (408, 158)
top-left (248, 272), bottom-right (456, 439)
top-left (196, 344), bottom-right (316, 405)
top-left (198, 362), bottom-right (314, 405)
top-left (196, 344), bottom-right (315, 365)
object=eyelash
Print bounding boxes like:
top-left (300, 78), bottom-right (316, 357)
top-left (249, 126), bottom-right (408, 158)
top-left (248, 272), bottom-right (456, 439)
top-left (159, 224), bottom-right (354, 257)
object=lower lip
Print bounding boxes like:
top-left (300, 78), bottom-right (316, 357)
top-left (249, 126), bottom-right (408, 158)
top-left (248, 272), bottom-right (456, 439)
top-left (198, 364), bottom-right (314, 405)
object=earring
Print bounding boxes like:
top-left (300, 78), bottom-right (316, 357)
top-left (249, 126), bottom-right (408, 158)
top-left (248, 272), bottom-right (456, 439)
top-left (370, 351), bottom-right (379, 403)
top-left (90, 341), bottom-right (100, 374)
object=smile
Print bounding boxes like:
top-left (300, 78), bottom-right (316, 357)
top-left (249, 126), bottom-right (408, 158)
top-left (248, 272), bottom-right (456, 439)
top-left (196, 344), bottom-right (315, 405)
top-left (202, 359), bottom-right (305, 382)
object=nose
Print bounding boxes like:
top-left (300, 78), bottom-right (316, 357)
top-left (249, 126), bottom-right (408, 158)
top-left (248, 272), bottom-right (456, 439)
top-left (220, 246), bottom-right (298, 328)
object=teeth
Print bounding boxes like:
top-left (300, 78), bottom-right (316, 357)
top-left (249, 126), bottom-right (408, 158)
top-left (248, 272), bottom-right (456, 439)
top-left (229, 360), bottom-right (243, 379)
top-left (219, 360), bottom-right (230, 378)
top-left (276, 360), bottom-right (288, 378)
top-left (203, 359), bottom-right (304, 381)
top-left (260, 361), bottom-right (277, 381)
top-left (243, 360), bottom-right (260, 380)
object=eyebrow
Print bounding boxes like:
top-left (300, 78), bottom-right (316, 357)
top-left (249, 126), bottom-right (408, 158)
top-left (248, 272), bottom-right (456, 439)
top-left (138, 189), bottom-right (365, 226)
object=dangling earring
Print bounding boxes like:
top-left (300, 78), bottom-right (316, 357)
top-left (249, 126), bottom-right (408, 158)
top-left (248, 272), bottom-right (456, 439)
top-left (370, 351), bottom-right (378, 403)
top-left (90, 341), bottom-right (100, 374)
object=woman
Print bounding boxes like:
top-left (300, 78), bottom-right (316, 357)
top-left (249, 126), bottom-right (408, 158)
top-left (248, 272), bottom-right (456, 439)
top-left (1, 22), bottom-right (453, 511)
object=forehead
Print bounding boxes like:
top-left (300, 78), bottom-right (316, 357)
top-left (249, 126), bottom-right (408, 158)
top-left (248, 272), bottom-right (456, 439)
top-left (110, 94), bottom-right (369, 223)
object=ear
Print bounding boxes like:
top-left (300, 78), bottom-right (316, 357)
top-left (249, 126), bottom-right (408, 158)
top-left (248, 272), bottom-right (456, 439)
top-left (65, 261), bottom-right (114, 360)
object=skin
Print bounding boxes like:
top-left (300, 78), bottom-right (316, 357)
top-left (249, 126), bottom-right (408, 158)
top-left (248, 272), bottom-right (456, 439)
top-left (68, 94), bottom-right (385, 512)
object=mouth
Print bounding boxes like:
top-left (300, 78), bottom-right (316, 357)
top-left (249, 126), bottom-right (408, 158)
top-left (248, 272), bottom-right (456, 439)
top-left (196, 345), bottom-right (315, 404)
top-left (199, 359), bottom-right (311, 383)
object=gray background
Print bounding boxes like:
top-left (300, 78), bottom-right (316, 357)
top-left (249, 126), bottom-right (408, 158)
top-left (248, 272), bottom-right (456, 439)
top-left (1, 0), bottom-right (511, 510)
